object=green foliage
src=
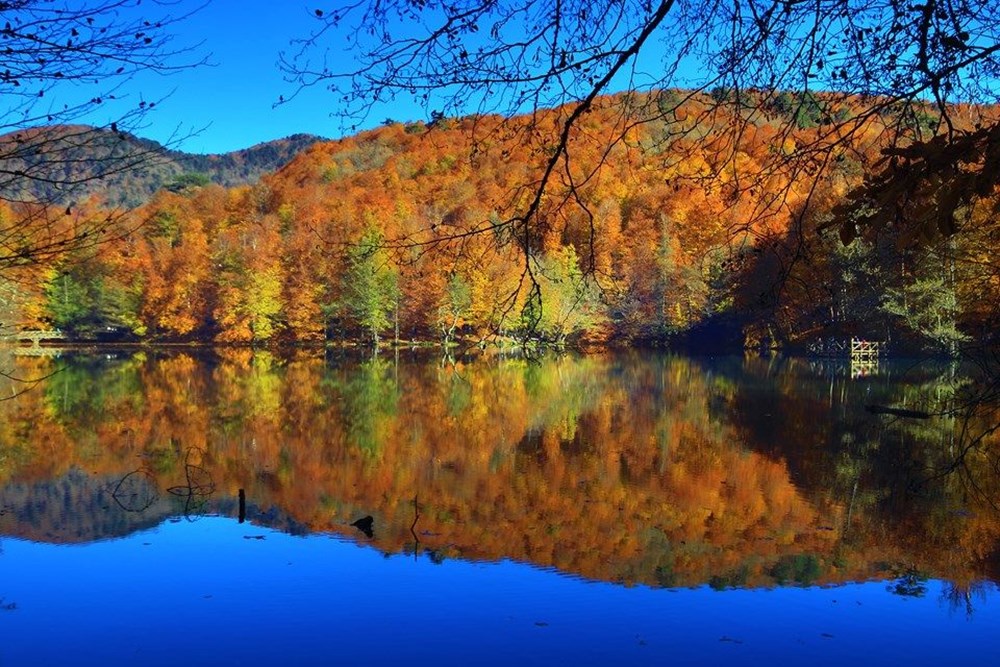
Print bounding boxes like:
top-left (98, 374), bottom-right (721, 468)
top-left (708, 86), bottom-right (753, 108)
top-left (321, 162), bottom-right (353, 183)
top-left (519, 284), bottom-right (543, 340)
top-left (243, 351), bottom-right (285, 416)
top-left (700, 246), bottom-right (738, 316)
top-left (827, 238), bottom-right (885, 334)
top-left (445, 372), bottom-right (472, 416)
top-left (534, 245), bottom-right (602, 344)
top-left (770, 91), bottom-right (795, 116)
top-left (768, 91), bottom-right (843, 129)
top-left (770, 554), bottom-right (821, 585)
top-left (42, 356), bottom-right (144, 427)
top-left (887, 569), bottom-right (929, 598)
top-left (417, 153), bottom-right (458, 176)
top-left (344, 227), bottom-right (399, 345)
top-left (437, 274), bottom-right (472, 344)
top-left (165, 172), bottom-right (210, 193)
top-left (44, 266), bottom-right (145, 337)
top-left (148, 210), bottom-right (181, 243)
top-left (277, 203), bottom-right (295, 232)
top-left (338, 357), bottom-right (399, 458)
top-left (654, 89), bottom-right (681, 115)
top-left (709, 566), bottom-right (750, 590)
top-left (8, 92), bottom-right (997, 351)
top-left (893, 104), bottom-right (939, 137)
top-left (45, 272), bottom-right (90, 330)
top-left (882, 256), bottom-right (968, 354)
top-left (792, 92), bottom-right (825, 129)
top-left (709, 86), bottom-right (732, 103)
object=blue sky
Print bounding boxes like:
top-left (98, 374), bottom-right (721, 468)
top-left (10, 2), bottom-right (988, 156)
top-left (0, 0), bottom-right (712, 156)
top-left (68, 1), bottom-right (681, 155)
top-left (94, 1), bottom-right (427, 154)
top-left (8, 1), bottom-right (695, 155)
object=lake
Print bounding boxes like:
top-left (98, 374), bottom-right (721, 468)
top-left (1, 349), bottom-right (998, 665)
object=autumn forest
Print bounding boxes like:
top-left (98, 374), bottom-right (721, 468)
top-left (3, 91), bottom-right (998, 353)
top-left (7, 1), bottom-right (1000, 661)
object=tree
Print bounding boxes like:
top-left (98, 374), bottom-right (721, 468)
top-left (344, 226), bottom-right (399, 345)
top-left (211, 185), bottom-right (288, 344)
top-left (882, 249), bottom-right (969, 354)
top-left (534, 244), bottom-right (602, 345)
top-left (245, 265), bottom-right (285, 342)
top-left (282, 0), bottom-right (1000, 466)
top-left (0, 274), bottom-right (28, 334)
top-left (0, 0), bottom-right (202, 272)
top-left (437, 273), bottom-right (472, 346)
top-left (42, 256), bottom-right (143, 337)
top-left (283, 0), bottom-right (1000, 260)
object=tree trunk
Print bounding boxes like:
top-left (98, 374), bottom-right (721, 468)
top-left (394, 298), bottom-right (399, 346)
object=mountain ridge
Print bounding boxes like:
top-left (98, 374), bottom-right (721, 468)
top-left (0, 124), bottom-right (328, 207)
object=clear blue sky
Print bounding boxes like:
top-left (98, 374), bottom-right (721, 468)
top-left (77, 1), bottom-right (685, 155)
top-left (99, 1), bottom-right (427, 154)
top-left (21, 1), bottom-right (686, 155)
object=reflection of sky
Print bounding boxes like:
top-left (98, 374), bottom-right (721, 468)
top-left (2, 517), bottom-right (998, 666)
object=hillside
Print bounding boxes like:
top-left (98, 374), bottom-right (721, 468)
top-left (0, 125), bottom-right (326, 207)
top-left (1, 91), bottom-right (998, 351)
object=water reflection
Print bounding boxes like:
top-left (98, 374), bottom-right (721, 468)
top-left (1, 350), bottom-right (998, 594)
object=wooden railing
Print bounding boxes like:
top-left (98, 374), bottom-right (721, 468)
top-left (850, 338), bottom-right (882, 361)
top-left (850, 338), bottom-right (882, 378)
top-left (0, 330), bottom-right (67, 348)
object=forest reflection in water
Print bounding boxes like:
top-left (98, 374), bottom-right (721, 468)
top-left (1, 348), bottom-right (999, 599)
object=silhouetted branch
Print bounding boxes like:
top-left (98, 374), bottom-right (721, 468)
top-left (0, 0), bottom-right (206, 269)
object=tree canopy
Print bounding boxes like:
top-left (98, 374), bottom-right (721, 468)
top-left (0, 0), bottom-right (202, 271)
top-left (284, 0), bottom-right (1000, 252)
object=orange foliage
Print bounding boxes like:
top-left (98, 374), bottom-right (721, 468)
top-left (2, 352), bottom-right (997, 589)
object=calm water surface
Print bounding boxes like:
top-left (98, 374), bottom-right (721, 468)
top-left (1, 350), bottom-right (998, 665)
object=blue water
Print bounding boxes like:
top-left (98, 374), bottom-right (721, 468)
top-left (2, 517), bottom-right (998, 666)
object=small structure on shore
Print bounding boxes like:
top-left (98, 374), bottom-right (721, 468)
top-left (850, 338), bottom-right (882, 377)
top-left (0, 330), bottom-right (66, 350)
top-left (805, 336), bottom-right (884, 377)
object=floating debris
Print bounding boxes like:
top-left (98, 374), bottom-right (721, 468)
top-left (351, 515), bottom-right (374, 538)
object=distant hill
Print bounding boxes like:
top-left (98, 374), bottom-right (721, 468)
top-left (0, 125), bottom-right (326, 207)
top-left (4, 93), bottom-right (997, 351)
